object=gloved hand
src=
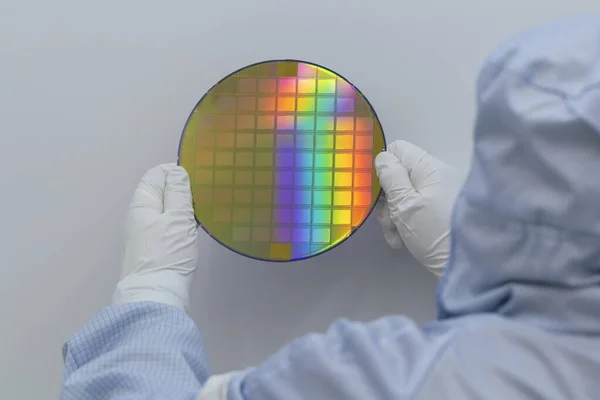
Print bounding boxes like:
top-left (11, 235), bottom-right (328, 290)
top-left (112, 164), bottom-right (199, 312)
top-left (375, 140), bottom-right (460, 276)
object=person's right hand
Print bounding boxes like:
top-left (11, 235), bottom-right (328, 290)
top-left (375, 140), bottom-right (460, 276)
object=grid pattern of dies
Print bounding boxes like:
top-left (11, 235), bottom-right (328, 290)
top-left (179, 61), bottom-right (385, 261)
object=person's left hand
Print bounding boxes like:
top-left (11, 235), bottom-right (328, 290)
top-left (375, 140), bottom-right (460, 276)
top-left (112, 164), bottom-right (199, 312)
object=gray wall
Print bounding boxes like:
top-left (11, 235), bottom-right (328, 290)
top-left (1, 1), bottom-right (597, 397)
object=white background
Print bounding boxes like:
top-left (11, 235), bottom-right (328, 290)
top-left (0, 1), bottom-right (596, 398)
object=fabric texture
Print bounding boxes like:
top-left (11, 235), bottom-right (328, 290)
top-left (61, 302), bottom-right (210, 399)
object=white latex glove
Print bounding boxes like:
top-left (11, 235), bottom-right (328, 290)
top-left (112, 164), bottom-right (199, 312)
top-left (375, 140), bottom-right (460, 276)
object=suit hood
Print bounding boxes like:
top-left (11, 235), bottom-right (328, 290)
top-left (437, 16), bottom-right (600, 333)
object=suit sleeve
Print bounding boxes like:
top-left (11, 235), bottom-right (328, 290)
top-left (60, 302), bottom-right (210, 400)
top-left (226, 316), bottom-right (449, 400)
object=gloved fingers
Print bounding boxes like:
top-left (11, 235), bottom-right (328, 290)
top-left (375, 151), bottom-right (420, 206)
top-left (163, 165), bottom-right (194, 214)
top-left (375, 197), bottom-right (404, 249)
top-left (129, 164), bottom-right (172, 218)
top-left (386, 140), bottom-right (431, 176)
top-left (386, 140), bottom-right (451, 192)
top-left (375, 146), bottom-right (429, 254)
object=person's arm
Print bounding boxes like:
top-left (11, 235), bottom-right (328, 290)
top-left (193, 141), bottom-right (460, 400)
top-left (195, 316), bottom-right (453, 400)
top-left (60, 164), bottom-right (210, 400)
top-left (60, 141), bottom-right (458, 399)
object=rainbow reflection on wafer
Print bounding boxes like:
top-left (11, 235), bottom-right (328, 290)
top-left (178, 60), bottom-right (385, 261)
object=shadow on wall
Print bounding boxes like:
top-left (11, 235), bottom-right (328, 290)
top-left (190, 216), bottom-right (438, 372)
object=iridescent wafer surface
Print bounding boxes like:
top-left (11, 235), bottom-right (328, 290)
top-left (178, 60), bottom-right (385, 261)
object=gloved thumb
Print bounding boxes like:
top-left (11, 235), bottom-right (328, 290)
top-left (163, 165), bottom-right (194, 214)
